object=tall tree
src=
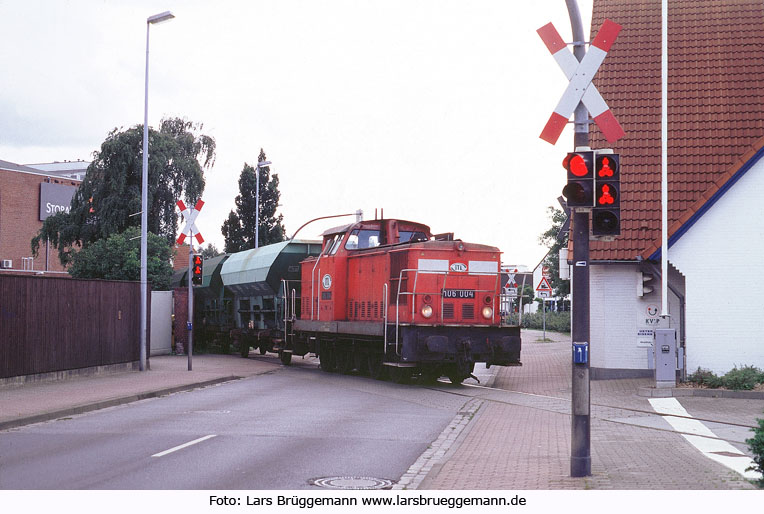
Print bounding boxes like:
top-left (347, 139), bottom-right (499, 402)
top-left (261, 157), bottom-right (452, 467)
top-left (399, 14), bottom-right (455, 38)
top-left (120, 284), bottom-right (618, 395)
top-left (32, 117), bottom-right (215, 265)
top-left (538, 206), bottom-right (570, 298)
top-left (222, 149), bottom-right (286, 252)
top-left (201, 243), bottom-right (222, 259)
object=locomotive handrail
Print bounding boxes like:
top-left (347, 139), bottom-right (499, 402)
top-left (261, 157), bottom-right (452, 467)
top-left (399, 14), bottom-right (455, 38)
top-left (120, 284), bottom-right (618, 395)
top-left (383, 283), bottom-right (389, 357)
top-left (393, 268), bottom-right (506, 352)
top-left (310, 253), bottom-right (324, 320)
top-left (282, 279), bottom-right (289, 342)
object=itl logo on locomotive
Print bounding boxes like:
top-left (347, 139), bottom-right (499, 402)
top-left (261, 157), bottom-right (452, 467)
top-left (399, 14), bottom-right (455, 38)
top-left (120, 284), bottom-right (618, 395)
top-left (449, 263), bottom-right (467, 272)
top-left (322, 274), bottom-right (332, 290)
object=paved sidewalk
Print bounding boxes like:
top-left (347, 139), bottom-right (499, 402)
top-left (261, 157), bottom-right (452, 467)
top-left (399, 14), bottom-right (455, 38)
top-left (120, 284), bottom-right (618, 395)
top-left (0, 354), bottom-right (279, 431)
top-left (420, 330), bottom-right (764, 490)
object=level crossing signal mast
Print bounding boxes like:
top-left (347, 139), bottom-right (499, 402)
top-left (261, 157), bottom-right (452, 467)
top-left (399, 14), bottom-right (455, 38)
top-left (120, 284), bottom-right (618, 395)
top-left (592, 152), bottom-right (620, 236)
top-left (192, 254), bottom-right (203, 285)
top-left (562, 150), bottom-right (595, 207)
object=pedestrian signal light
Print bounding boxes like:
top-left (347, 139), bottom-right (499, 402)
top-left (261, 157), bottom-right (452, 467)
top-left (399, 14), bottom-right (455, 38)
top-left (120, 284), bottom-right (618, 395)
top-left (561, 151), bottom-right (594, 207)
top-left (592, 152), bottom-right (621, 236)
top-left (192, 254), bottom-right (203, 285)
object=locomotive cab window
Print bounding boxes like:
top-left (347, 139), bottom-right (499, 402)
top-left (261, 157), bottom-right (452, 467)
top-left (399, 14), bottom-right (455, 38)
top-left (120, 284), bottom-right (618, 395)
top-left (323, 234), bottom-right (343, 255)
top-left (345, 229), bottom-right (381, 250)
top-left (399, 230), bottom-right (429, 243)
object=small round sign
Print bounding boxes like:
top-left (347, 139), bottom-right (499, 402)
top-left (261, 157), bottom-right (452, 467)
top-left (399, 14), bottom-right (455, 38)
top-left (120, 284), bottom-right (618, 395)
top-left (322, 274), bottom-right (332, 290)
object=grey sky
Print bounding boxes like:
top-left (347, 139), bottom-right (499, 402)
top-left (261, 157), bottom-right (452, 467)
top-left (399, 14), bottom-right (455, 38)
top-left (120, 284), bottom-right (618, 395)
top-left (0, 0), bottom-right (594, 267)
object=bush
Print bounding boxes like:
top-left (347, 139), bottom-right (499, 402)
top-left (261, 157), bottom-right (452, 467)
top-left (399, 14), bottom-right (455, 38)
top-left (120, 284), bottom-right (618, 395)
top-left (687, 368), bottom-right (723, 388)
top-left (747, 416), bottom-right (764, 487)
top-left (686, 366), bottom-right (764, 390)
top-left (723, 366), bottom-right (764, 391)
top-left (506, 311), bottom-right (570, 333)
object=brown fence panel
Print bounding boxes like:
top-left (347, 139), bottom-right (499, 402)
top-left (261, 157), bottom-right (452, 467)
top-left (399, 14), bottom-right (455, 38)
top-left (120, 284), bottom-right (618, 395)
top-left (0, 275), bottom-right (144, 379)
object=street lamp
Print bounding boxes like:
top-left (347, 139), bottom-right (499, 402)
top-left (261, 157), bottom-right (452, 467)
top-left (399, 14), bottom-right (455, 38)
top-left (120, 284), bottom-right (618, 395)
top-left (255, 160), bottom-right (271, 249)
top-left (140, 10), bottom-right (175, 372)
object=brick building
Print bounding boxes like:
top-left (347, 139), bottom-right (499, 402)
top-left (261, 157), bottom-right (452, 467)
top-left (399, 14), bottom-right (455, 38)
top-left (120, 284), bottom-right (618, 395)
top-left (0, 159), bottom-right (86, 273)
top-left (580, 0), bottom-right (764, 376)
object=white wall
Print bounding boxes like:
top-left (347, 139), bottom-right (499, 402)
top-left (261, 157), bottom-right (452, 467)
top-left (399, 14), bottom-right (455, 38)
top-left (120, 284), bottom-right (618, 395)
top-left (589, 264), bottom-right (681, 372)
top-left (670, 158), bottom-right (764, 374)
top-left (150, 291), bottom-right (173, 356)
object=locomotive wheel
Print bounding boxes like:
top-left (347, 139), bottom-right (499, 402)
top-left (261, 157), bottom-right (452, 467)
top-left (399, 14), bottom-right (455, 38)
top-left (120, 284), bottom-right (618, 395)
top-left (320, 345), bottom-right (336, 373)
top-left (336, 349), bottom-right (353, 374)
top-left (354, 352), bottom-right (368, 375)
top-left (419, 369), bottom-right (441, 384)
top-left (444, 364), bottom-right (464, 385)
top-left (279, 350), bottom-right (292, 366)
top-left (447, 373), bottom-right (464, 385)
top-left (367, 354), bottom-right (385, 380)
top-left (389, 366), bottom-right (411, 385)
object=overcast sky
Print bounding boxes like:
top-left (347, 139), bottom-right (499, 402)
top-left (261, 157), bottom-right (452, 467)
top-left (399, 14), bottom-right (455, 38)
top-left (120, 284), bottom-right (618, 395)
top-left (0, 0), bottom-right (594, 268)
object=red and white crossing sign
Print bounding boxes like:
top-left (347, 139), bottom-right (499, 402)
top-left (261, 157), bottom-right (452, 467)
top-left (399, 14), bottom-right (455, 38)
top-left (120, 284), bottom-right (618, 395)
top-left (537, 19), bottom-right (625, 145)
top-left (177, 199), bottom-right (205, 245)
top-left (536, 276), bottom-right (553, 298)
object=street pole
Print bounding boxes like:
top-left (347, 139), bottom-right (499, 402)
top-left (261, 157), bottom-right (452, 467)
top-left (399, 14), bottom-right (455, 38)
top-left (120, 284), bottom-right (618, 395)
top-left (566, 0), bottom-right (591, 477)
top-left (140, 11), bottom-right (174, 372)
top-left (188, 242), bottom-right (193, 371)
top-left (255, 164), bottom-right (260, 249)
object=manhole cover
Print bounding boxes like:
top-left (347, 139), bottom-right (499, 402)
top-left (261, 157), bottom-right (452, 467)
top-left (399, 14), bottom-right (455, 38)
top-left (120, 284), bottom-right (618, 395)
top-left (309, 476), bottom-right (394, 490)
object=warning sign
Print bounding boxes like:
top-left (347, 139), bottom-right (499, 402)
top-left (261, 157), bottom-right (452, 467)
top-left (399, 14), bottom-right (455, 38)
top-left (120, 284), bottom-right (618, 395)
top-left (536, 276), bottom-right (553, 298)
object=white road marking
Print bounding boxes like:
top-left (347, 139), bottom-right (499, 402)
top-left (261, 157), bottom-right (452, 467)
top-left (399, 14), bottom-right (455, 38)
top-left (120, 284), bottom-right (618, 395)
top-left (648, 398), bottom-right (761, 480)
top-left (151, 435), bottom-right (217, 458)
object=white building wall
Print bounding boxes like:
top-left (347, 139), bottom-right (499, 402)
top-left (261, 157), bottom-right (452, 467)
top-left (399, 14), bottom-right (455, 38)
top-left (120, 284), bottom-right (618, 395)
top-left (589, 264), bottom-right (681, 374)
top-left (670, 158), bottom-right (764, 374)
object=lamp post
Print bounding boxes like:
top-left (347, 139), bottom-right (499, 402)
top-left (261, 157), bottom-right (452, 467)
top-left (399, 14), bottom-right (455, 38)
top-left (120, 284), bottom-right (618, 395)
top-left (140, 10), bottom-right (175, 372)
top-left (254, 160), bottom-right (271, 249)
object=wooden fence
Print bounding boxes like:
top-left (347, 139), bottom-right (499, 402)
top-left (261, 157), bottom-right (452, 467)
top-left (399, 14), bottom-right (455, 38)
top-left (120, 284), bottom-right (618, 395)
top-left (0, 274), bottom-right (146, 379)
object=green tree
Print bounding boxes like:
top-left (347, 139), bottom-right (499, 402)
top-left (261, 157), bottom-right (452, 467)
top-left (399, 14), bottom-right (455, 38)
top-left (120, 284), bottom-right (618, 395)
top-left (32, 117), bottom-right (215, 265)
top-left (67, 227), bottom-right (173, 290)
top-left (538, 206), bottom-right (570, 298)
top-left (201, 243), bottom-right (222, 259)
top-left (221, 148), bottom-right (286, 252)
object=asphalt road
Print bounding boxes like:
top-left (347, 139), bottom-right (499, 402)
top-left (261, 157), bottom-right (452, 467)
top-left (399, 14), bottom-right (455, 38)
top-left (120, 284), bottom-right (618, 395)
top-left (0, 358), bottom-right (472, 489)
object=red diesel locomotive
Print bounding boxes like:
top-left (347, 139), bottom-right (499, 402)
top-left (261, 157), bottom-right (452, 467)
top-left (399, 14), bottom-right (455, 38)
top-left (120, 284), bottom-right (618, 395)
top-left (278, 217), bottom-right (521, 384)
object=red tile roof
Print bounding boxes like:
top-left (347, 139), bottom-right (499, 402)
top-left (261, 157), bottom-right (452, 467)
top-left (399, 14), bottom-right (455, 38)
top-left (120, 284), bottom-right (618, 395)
top-left (588, 0), bottom-right (764, 260)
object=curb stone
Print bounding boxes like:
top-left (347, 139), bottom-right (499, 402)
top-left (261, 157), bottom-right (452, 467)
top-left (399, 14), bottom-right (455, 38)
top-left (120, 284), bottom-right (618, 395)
top-left (393, 398), bottom-right (483, 490)
top-left (0, 376), bottom-right (241, 432)
top-left (638, 386), bottom-right (764, 400)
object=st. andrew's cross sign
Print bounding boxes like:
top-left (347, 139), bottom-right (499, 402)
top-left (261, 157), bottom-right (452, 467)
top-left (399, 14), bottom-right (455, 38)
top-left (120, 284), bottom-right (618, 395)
top-left (538, 19), bottom-right (625, 145)
top-left (177, 199), bottom-right (205, 245)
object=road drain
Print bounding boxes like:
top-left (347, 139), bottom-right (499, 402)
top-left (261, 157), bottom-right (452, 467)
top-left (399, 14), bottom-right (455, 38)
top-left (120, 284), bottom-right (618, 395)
top-left (309, 476), bottom-right (394, 490)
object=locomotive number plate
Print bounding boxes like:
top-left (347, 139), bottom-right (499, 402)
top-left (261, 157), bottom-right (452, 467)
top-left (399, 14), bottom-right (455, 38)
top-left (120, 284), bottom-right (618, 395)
top-left (442, 289), bottom-right (475, 299)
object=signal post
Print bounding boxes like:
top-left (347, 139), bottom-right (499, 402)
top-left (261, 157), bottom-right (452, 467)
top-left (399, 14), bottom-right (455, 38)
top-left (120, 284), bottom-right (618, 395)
top-left (538, 1), bottom-right (624, 477)
top-left (177, 199), bottom-right (205, 371)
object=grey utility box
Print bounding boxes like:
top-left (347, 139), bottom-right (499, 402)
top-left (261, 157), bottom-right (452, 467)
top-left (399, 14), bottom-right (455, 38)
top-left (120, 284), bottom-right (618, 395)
top-left (654, 328), bottom-right (677, 386)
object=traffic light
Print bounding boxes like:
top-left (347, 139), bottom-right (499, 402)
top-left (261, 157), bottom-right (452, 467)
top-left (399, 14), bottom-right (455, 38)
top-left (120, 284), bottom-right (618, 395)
top-left (562, 151), bottom-right (595, 207)
top-left (592, 152), bottom-right (620, 236)
top-left (192, 254), bottom-right (203, 286)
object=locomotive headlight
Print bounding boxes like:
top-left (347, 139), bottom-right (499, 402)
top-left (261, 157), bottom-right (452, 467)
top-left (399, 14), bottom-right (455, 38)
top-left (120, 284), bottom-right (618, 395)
top-left (421, 304), bottom-right (433, 318)
top-left (481, 306), bottom-right (493, 319)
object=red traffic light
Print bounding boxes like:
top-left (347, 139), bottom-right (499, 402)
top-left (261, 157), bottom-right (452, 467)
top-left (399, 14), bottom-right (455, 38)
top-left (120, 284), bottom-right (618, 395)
top-left (562, 151), bottom-right (594, 207)
top-left (596, 183), bottom-right (618, 206)
top-left (592, 152), bottom-right (621, 236)
top-left (192, 254), bottom-right (203, 285)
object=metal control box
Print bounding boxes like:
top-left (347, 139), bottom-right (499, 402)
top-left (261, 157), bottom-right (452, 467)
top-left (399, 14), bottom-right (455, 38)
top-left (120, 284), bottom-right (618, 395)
top-left (654, 328), bottom-right (677, 385)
